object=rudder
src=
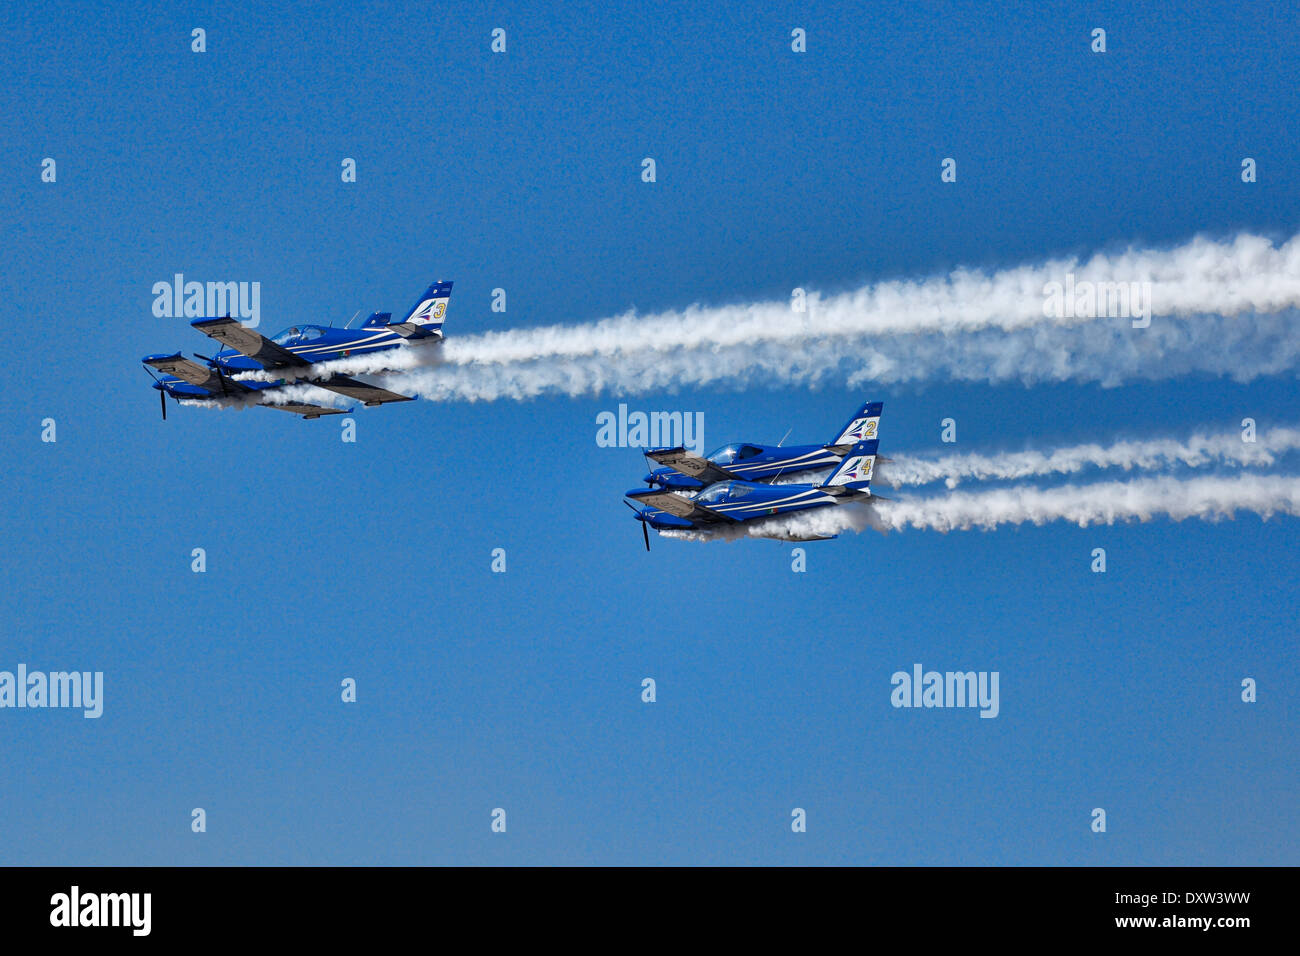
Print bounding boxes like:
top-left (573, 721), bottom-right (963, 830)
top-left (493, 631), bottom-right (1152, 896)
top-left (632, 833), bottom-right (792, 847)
top-left (830, 401), bottom-right (882, 448)
top-left (821, 438), bottom-right (879, 491)
top-left (389, 280), bottom-right (453, 338)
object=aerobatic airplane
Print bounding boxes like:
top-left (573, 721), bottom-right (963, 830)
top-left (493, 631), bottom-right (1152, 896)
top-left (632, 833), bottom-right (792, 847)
top-left (142, 280), bottom-right (452, 419)
top-left (641, 400), bottom-right (883, 490)
top-left (624, 438), bottom-right (881, 546)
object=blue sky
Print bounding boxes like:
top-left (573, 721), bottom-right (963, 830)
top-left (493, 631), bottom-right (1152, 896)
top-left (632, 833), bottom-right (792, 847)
top-left (1, 0), bottom-right (1297, 865)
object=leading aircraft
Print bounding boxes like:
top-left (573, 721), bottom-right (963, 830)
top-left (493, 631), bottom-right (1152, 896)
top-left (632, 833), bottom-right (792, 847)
top-left (625, 438), bottom-right (882, 545)
top-left (641, 400), bottom-right (882, 490)
top-left (142, 279), bottom-right (452, 419)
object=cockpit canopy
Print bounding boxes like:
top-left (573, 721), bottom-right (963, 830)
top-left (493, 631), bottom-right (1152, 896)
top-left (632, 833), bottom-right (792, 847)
top-left (696, 481), bottom-right (739, 503)
top-left (270, 325), bottom-right (327, 345)
top-left (707, 443), bottom-right (763, 465)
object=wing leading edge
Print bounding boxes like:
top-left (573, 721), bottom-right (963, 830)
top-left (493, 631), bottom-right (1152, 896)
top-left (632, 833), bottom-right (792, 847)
top-left (644, 447), bottom-right (740, 485)
top-left (191, 317), bottom-right (308, 369)
top-left (625, 488), bottom-right (734, 526)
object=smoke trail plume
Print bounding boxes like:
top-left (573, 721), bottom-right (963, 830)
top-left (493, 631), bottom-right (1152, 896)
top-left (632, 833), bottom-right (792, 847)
top-left (679, 474), bottom-right (1300, 542)
top-left (233, 232), bottom-right (1300, 402)
top-left (449, 232), bottom-right (1300, 364)
top-left (180, 383), bottom-right (350, 411)
top-left (881, 426), bottom-right (1300, 488)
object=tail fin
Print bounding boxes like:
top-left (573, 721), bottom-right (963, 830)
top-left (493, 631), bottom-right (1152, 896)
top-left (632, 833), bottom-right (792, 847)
top-left (830, 400), bottom-right (882, 449)
top-left (821, 439), bottom-right (879, 491)
top-left (389, 280), bottom-right (453, 338)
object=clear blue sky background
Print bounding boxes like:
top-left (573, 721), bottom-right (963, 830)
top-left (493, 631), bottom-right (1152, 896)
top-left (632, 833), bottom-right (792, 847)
top-left (1, 1), bottom-right (1296, 865)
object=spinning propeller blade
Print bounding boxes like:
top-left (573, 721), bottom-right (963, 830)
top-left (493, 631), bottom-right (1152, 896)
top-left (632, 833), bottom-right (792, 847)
top-left (143, 366), bottom-right (169, 421)
top-left (622, 499), bottom-right (650, 551)
top-left (195, 353), bottom-right (231, 396)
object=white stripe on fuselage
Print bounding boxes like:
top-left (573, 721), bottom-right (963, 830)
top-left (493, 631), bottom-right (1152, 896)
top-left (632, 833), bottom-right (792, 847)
top-left (709, 489), bottom-right (830, 514)
top-left (708, 448), bottom-right (840, 477)
top-left (289, 330), bottom-right (401, 356)
top-left (750, 448), bottom-right (837, 469)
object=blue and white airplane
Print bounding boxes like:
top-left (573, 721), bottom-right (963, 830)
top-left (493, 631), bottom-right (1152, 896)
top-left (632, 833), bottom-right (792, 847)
top-left (142, 280), bottom-right (452, 419)
top-left (625, 438), bottom-right (881, 546)
top-left (641, 400), bottom-right (883, 490)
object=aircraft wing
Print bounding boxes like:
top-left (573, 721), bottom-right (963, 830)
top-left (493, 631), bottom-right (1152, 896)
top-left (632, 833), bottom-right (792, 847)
top-left (751, 530), bottom-right (838, 542)
top-left (307, 375), bottom-right (414, 407)
top-left (644, 447), bottom-right (740, 484)
top-left (261, 401), bottom-right (350, 419)
top-left (625, 489), bottom-right (734, 525)
top-left (144, 353), bottom-right (250, 397)
top-left (191, 317), bottom-right (309, 369)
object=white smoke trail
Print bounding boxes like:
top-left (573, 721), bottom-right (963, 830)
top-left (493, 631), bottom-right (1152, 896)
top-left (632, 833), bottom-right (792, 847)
top-left (882, 426), bottom-right (1300, 488)
top-left (261, 384), bottom-right (353, 409)
top-left (875, 473), bottom-right (1300, 533)
top-left (232, 340), bottom-right (444, 384)
top-left (448, 232), bottom-right (1300, 364)
top-left (229, 231), bottom-right (1300, 401)
top-left (179, 383), bottom-right (350, 411)
top-left (666, 474), bottom-right (1300, 542)
top-left (364, 309), bottom-right (1300, 400)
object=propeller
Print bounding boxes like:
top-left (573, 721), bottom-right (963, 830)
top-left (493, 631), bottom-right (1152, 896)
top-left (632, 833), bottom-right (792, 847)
top-left (195, 353), bottom-right (231, 397)
top-left (623, 500), bottom-right (650, 551)
top-left (142, 365), bottom-right (170, 421)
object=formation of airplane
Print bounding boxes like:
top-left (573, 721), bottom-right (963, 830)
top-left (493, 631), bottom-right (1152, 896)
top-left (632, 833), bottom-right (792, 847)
top-left (142, 284), bottom-right (884, 545)
top-left (142, 280), bottom-right (452, 419)
top-left (625, 401), bottom-right (886, 545)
